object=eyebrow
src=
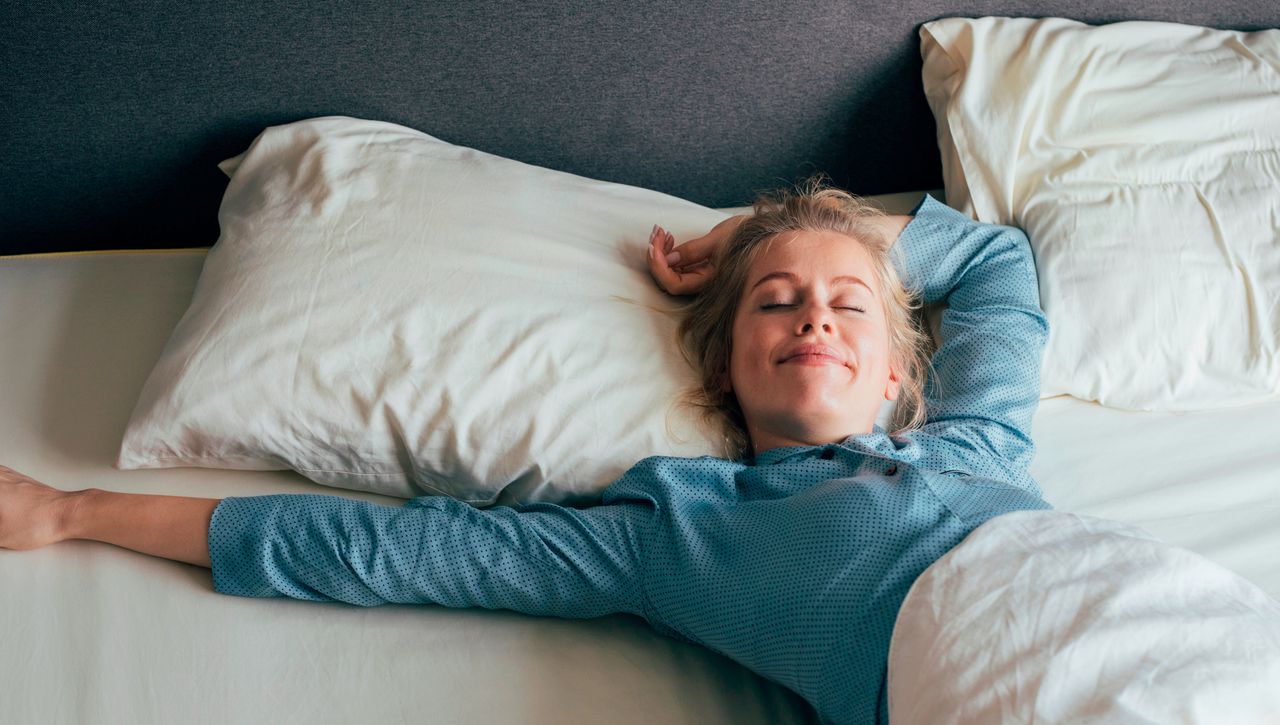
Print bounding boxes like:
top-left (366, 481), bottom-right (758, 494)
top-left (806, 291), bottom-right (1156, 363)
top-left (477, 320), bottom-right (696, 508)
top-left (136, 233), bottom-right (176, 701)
top-left (749, 271), bottom-right (874, 294)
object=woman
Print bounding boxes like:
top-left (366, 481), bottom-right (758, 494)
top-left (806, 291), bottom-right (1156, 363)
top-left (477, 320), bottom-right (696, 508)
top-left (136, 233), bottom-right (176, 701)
top-left (0, 179), bottom-right (1052, 725)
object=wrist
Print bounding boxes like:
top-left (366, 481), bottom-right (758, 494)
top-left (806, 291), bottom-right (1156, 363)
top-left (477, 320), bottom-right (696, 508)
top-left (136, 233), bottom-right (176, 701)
top-left (60, 487), bottom-right (102, 542)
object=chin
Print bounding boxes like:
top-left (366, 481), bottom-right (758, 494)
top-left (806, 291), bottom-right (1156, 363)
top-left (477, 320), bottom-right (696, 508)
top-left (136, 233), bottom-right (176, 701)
top-left (780, 406), bottom-right (858, 433)
top-left (788, 387), bottom-right (858, 414)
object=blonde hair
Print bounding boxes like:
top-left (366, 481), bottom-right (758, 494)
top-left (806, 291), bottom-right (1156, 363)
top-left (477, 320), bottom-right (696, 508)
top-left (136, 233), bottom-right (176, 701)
top-left (675, 176), bottom-right (933, 460)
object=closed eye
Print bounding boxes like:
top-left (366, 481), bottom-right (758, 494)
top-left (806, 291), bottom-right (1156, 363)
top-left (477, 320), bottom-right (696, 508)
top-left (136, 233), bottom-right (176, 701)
top-left (760, 304), bottom-right (866, 313)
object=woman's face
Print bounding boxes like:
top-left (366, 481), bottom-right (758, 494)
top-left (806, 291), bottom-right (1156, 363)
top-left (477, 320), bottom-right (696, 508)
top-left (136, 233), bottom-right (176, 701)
top-left (728, 229), bottom-right (900, 454)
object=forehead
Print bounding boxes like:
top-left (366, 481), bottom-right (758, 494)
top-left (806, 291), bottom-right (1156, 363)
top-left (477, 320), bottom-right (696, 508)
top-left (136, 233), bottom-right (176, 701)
top-left (748, 229), bottom-right (879, 291)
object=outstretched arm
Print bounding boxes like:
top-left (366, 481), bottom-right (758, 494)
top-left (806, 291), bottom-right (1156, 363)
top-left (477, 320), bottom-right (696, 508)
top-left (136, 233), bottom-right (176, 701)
top-left (204, 493), bottom-right (651, 617)
top-left (0, 465), bottom-right (651, 618)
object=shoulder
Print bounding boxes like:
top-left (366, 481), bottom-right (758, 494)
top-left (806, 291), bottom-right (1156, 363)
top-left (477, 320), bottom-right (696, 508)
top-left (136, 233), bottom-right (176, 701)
top-left (603, 455), bottom-right (744, 503)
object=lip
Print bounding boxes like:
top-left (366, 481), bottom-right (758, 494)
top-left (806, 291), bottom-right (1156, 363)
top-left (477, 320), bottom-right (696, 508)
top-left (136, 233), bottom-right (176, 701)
top-left (778, 344), bottom-right (845, 366)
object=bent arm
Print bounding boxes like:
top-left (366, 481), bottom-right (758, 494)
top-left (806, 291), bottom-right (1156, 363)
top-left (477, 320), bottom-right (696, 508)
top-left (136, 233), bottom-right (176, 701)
top-left (892, 194), bottom-right (1049, 470)
top-left (207, 493), bottom-right (651, 618)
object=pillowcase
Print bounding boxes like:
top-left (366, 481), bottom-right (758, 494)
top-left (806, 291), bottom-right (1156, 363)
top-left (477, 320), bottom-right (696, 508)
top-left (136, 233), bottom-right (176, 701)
top-left (117, 116), bottom-right (741, 505)
top-left (920, 17), bottom-right (1280, 410)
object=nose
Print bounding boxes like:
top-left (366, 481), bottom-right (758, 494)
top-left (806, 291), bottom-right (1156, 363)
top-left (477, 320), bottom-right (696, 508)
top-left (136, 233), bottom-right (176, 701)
top-left (796, 302), bottom-right (835, 335)
top-left (798, 321), bottom-right (833, 334)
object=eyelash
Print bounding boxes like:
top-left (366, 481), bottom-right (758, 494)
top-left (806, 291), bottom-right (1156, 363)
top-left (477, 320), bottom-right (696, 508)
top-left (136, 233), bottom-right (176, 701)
top-left (760, 303), bottom-right (866, 313)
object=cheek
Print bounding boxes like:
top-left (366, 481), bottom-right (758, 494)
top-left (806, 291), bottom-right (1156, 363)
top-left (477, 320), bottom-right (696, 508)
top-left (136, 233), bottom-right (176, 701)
top-left (832, 317), bottom-right (880, 358)
top-left (727, 321), bottom-right (769, 392)
top-left (854, 324), bottom-right (893, 367)
top-left (732, 317), bottom-right (779, 365)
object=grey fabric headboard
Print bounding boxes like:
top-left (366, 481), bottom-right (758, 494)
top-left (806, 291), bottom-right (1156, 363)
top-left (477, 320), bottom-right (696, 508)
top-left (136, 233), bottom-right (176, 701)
top-left (2, 1), bottom-right (1276, 255)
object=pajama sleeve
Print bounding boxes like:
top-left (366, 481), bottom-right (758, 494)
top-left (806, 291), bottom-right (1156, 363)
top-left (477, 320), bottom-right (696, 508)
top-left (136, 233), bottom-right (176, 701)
top-left (893, 194), bottom-right (1050, 471)
top-left (208, 492), bottom-right (651, 618)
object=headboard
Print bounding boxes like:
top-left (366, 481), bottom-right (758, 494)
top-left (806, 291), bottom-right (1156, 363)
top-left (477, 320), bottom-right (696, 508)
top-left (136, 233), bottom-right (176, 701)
top-left (3, 1), bottom-right (1277, 255)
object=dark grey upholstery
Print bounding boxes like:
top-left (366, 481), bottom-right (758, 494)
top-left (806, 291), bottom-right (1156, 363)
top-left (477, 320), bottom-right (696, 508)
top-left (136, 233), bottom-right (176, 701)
top-left (2, 0), bottom-right (1276, 254)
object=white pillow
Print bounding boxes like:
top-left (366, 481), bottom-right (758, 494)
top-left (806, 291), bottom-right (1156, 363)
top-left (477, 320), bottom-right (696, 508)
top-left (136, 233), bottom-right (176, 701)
top-left (920, 17), bottom-right (1280, 410)
top-left (117, 116), bottom-right (740, 505)
top-left (889, 510), bottom-right (1280, 724)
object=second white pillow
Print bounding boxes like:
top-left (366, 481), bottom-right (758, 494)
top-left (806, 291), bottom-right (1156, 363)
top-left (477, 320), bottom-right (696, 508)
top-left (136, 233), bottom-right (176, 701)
top-left (921, 17), bottom-right (1280, 410)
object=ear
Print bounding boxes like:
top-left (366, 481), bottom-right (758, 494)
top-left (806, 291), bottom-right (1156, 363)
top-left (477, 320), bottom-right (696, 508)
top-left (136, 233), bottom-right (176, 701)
top-left (884, 364), bottom-right (901, 402)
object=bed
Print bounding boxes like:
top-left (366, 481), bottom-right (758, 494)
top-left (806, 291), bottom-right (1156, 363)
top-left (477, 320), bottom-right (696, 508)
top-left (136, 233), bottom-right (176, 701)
top-left (3, 3), bottom-right (1279, 724)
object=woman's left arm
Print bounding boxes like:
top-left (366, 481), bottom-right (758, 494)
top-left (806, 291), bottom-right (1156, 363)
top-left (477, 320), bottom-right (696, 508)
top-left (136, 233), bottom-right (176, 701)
top-left (891, 194), bottom-right (1049, 473)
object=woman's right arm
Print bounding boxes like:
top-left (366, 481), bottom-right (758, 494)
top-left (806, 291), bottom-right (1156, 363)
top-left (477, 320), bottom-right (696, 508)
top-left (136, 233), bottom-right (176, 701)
top-left (0, 465), bottom-right (216, 568)
top-left (204, 493), bottom-right (653, 617)
top-left (2, 464), bottom-right (653, 619)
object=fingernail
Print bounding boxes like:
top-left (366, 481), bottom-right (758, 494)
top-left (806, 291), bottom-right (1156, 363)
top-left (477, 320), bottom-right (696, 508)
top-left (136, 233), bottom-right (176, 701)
top-left (666, 251), bottom-right (681, 264)
top-left (648, 246), bottom-right (654, 260)
top-left (651, 224), bottom-right (658, 238)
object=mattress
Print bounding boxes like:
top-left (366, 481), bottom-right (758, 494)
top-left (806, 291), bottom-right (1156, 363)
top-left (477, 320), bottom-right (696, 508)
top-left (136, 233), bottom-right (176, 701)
top-left (2, 190), bottom-right (1277, 723)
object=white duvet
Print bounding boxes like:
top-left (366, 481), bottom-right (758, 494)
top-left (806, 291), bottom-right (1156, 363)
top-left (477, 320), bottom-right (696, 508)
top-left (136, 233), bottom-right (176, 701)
top-left (888, 510), bottom-right (1280, 723)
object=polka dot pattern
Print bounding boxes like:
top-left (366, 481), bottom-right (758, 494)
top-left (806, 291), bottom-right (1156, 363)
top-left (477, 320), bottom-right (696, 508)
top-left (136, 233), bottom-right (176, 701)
top-left (208, 194), bottom-right (1051, 725)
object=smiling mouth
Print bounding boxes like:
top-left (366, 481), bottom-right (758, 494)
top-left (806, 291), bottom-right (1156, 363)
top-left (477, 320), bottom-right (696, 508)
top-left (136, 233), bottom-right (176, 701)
top-left (782, 353), bottom-right (845, 366)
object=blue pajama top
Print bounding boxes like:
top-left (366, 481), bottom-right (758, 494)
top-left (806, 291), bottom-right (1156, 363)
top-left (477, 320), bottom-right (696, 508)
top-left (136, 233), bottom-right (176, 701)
top-left (207, 194), bottom-right (1053, 725)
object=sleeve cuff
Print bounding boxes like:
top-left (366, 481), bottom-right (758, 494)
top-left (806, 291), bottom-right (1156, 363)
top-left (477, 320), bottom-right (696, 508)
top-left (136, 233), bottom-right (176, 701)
top-left (207, 496), bottom-right (285, 598)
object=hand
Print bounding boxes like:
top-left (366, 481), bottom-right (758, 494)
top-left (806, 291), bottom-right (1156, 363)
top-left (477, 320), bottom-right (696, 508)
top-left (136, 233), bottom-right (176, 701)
top-left (0, 464), bottom-right (82, 551)
top-left (646, 215), bottom-right (747, 296)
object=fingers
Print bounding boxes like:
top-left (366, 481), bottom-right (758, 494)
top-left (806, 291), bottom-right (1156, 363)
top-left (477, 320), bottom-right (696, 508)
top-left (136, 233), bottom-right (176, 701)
top-left (650, 225), bottom-right (680, 265)
top-left (647, 225), bottom-right (676, 292)
top-left (648, 225), bottom-right (712, 295)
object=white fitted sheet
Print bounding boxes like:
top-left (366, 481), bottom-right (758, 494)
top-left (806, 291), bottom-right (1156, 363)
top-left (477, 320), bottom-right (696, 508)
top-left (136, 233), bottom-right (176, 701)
top-left (2, 189), bottom-right (1276, 723)
top-left (1029, 393), bottom-right (1280, 600)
